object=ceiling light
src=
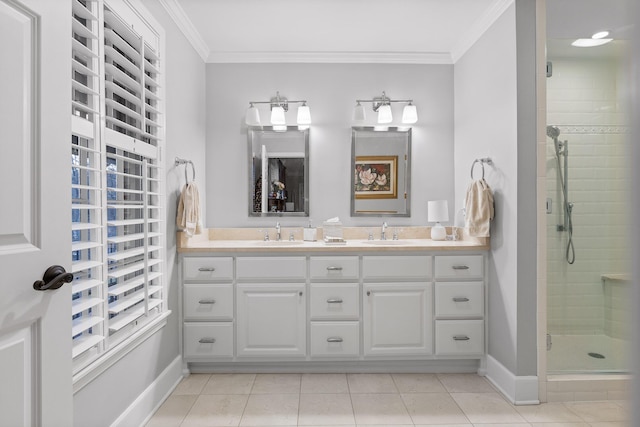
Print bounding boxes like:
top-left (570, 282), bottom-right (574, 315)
top-left (592, 31), bottom-right (610, 39)
top-left (571, 38), bottom-right (613, 47)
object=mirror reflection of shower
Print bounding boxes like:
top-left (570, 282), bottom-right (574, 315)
top-left (547, 125), bottom-right (575, 264)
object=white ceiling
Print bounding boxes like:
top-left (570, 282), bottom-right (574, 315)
top-left (164, 0), bottom-right (507, 64)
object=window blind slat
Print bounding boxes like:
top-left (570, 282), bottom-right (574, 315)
top-left (71, 222), bottom-right (101, 232)
top-left (72, 0), bottom-right (98, 22)
top-left (107, 260), bottom-right (145, 279)
top-left (72, 315), bottom-right (104, 336)
top-left (72, 296), bottom-right (103, 316)
top-left (108, 289), bottom-right (145, 314)
top-left (72, 278), bottom-right (102, 294)
top-left (72, 18), bottom-right (97, 40)
top-left (73, 58), bottom-right (99, 77)
top-left (72, 241), bottom-right (102, 251)
top-left (105, 80), bottom-right (143, 109)
top-left (105, 45), bottom-right (141, 79)
top-left (72, 260), bottom-right (103, 274)
top-left (72, 335), bottom-right (105, 359)
top-left (104, 28), bottom-right (140, 61)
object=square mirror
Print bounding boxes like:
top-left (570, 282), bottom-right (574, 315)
top-left (248, 126), bottom-right (309, 217)
top-left (351, 127), bottom-right (411, 217)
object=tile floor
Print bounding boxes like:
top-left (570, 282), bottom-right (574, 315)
top-left (145, 373), bottom-right (629, 427)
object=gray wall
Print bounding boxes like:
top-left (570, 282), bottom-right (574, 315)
top-left (454, 0), bottom-right (537, 376)
top-left (204, 64), bottom-right (454, 228)
top-left (72, 0), bottom-right (207, 424)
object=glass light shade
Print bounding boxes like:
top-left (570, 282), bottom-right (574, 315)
top-left (270, 106), bottom-right (286, 124)
top-left (402, 104), bottom-right (418, 124)
top-left (245, 105), bottom-right (261, 126)
top-left (297, 105), bottom-right (311, 125)
top-left (352, 103), bottom-right (366, 122)
top-left (377, 104), bottom-right (393, 124)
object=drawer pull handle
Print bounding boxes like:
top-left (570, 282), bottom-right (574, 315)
top-left (452, 265), bottom-right (470, 270)
top-left (327, 298), bottom-right (343, 304)
top-left (453, 335), bottom-right (470, 341)
top-left (198, 267), bottom-right (216, 272)
top-left (326, 266), bottom-right (343, 271)
top-left (453, 297), bottom-right (470, 302)
top-left (198, 338), bottom-right (216, 344)
top-left (199, 299), bottom-right (216, 304)
top-left (327, 337), bottom-right (343, 343)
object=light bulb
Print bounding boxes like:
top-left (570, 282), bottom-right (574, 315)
top-left (297, 104), bottom-right (311, 125)
top-left (377, 104), bottom-right (392, 124)
top-left (270, 106), bottom-right (286, 125)
top-left (352, 103), bottom-right (366, 122)
top-left (402, 104), bottom-right (418, 124)
top-left (245, 105), bottom-right (261, 126)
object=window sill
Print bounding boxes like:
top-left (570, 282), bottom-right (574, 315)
top-left (72, 310), bottom-right (171, 394)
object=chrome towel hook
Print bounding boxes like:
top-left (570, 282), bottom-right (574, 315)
top-left (470, 157), bottom-right (492, 180)
top-left (175, 157), bottom-right (195, 183)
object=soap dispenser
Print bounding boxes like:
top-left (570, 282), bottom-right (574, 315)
top-left (303, 220), bottom-right (317, 242)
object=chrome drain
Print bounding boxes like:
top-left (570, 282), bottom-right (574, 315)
top-left (588, 352), bottom-right (605, 359)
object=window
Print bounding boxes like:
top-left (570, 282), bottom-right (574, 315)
top-left (70, 0), bottom-right (165, 375)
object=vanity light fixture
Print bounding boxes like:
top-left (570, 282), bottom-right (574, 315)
top-left (352, 91), bottom-right (418, 124)
top-left (245, 91), bottom-right (311, 127)
top-left (571, 30), bottom-right (613, 47)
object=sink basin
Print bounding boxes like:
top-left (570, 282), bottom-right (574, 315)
top-left (255, 240), bottom-right (305, 246)
top-left (363, 240), bottom-right (410, 245)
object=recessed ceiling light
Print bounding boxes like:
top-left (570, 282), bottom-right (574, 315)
top-left (571, 38), bottom-right (613, 47)
top-left (592, 31), bottom-right (610, 39)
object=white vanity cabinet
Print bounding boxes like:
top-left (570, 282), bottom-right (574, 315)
top-left (182, 257), bottom-right (234, 360)
top-left (434, 255), bottom-right (485, 356)
top-left (179, 245), bottom-right (487, 370)
top-left (362, 255), bottom-right (433, 356)
top-left (309, 256), bottom-right (360, 358)
top-left (236, 257), bottom-right (306, 357)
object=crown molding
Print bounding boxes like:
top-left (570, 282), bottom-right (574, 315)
top-left (158, 0), bottom-right (209, 62)
top-left (450, 0), bottom-right (515, 63)
top-left (207, 51), bottom-right (453, 65)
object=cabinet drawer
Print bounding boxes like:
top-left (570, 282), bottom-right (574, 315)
top-left (434, 255), bottom-right (483, 279)
top-left (435, 320), bottom-right (484, 356)
top-left (183, 257), bottom-right (233, 281)
top-left (310, 322), bottom-right (360, 357)
top-left (362, 256), bottom-right (431, 280)
top-left (184, 322), bottom-right (234, 359)
top-left (310, 283), bottom-right (359, 320)
top-left (435, 282), bottom-right (484, 318)
top-left (310, 256), bottom-right (359, 280)
top-left (183, 284), bottom-right (233, 321)
top-left (236, 257), bottom-right (306, 280)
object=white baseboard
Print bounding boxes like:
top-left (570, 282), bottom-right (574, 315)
top-left (486, 354), bottom-right (539, 405)
top-left (110, 355), bottom-right (184, 427)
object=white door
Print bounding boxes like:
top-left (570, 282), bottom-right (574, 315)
top-left (0, 0), bottom-right (72, 426)
top-left (237, 284), bottom-right (306, 357)
top-left (363, 283), bottom-right (433, 356)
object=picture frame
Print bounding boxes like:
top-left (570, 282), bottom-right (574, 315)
top-left (354, 155), bottom-right (398, 199)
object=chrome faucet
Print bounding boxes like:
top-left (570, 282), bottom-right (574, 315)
top-left (381, 221), bottom-right (388, 240)
top-left (275, 222), bottom-right (281, 241)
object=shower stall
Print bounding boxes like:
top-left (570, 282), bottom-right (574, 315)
top-left (545, 39), bottom-right (631, 374)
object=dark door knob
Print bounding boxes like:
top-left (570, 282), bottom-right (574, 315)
top-left (33, 265), bottom-right (73, 291)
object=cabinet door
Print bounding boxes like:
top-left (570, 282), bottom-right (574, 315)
top-left (237, 283), bottom-right (306, 357)
top-left (363, 283), bottom-right (433, 356)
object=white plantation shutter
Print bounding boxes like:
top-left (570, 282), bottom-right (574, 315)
top-left (70, 0), bottom-right (165, 372)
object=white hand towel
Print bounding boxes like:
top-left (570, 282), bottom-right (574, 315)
top-left (177, 181), bottom-right (202, 236)
top-left (465, 179), bottom-right (494, 237)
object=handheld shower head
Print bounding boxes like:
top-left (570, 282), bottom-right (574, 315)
top-left (547, 125), bottom-right (560, 140)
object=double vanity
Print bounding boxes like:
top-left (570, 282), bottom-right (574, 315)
top-left (177, 227), bottom-right (489, 374)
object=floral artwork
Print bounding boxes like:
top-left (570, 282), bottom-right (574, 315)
top-left (354, 156), bottom-right (398, 199)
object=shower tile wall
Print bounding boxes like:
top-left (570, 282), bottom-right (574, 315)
top-left (546, 56), bottom-right (630, 338)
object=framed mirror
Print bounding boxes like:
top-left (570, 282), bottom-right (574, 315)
top-left (351, 127), bottom-right (411, 217)
top-left (248, 126), bottom-right (309, 217)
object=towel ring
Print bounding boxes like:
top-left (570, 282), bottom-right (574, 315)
top-left (470, 158), bottom-right (492, 180)
top-left (175, 157), bottom-right (196, 183)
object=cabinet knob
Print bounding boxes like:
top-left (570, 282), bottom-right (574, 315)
top-left (299, 291), bottom-right (303, 296)
top-left (198, 267), bottom-right (216, 272)
top-left (452, 265), bottom-right (470, 270)
top-left (199, 299), bottom-right (216, 304)
top-left (326, 298), bottom-right (343, 304)
top-left (453, 335), bottom-right (470, 341)
top-left (366, 291), bottom-right (371, 296)
top-left (198, 338), bottom-right (216, 344)
top-left (452, 297), bottom-right (470, 302)
top-left (327, 337), bottom-right (343, 343)
top-left (326, 266), bottom-right (343, 271)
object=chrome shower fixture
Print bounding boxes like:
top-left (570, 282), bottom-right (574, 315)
top-left (547, 125), bottom-right (561, 140)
